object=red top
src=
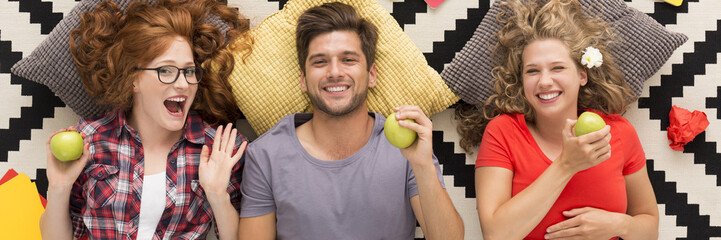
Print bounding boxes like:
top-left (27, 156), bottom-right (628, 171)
top-left (476, 110), bottom-right (646, 240)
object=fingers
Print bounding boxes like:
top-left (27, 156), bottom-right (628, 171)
top-left (238, 140), bottom-right (248, 154)
top-left (77, 143), bottom-right (91, 165)
top-left (580, 125), bottom-right (611, 143)
top-left (211, 123), bottom-right (243, 166)
top-left (546, 208), bottom-right (605, 239)
top-left (564, 119), bottom-right (577, 138)
top-left (545, 228), bottom-right (581, 239)
top-left (214, 123), bottom-right (236, 154)
top-left (562, 207), bottom-right (594, 217)
top-left (46, 142), bottom-right (56, 164)
top-left (394, 105), bottom-right (432, 135)
top-left (546, 217), bottom-right (580, 234)
top-left (570, 124), bottom-right (610, 160)
top-left (231, 141), bottom-right (248, 166)
top-left (225, 127), bottom-right (237, 155)
top-left (213, 124), bottom-right (224, 153)
top-left (586, 126), bottom-right (611, 160)
top-left (590, 143), bottom-right (611, 161)
top-left (200, 145), bottom-right (210, 164)
top-left (221, 123), bottom-right (233, 153)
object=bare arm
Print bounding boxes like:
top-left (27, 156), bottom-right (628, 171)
top-left (619, 165), bottom-right (659, 239)
top-left (409, 173), bottom-right (464, 240)
top-left (238, 212), bottom-right (276, 240)
top-left (41, 185), bottom-right (76, 240)
top-left (206, 193), bottom-right (239, 240)
top-left (475, 165), bottom-right (574, 239)
top-left (40, 127), bottom-right (89, 240)
top-left (395, 105), bottom-right (464, 240)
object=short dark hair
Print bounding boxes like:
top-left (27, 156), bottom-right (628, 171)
top-left (295, 2), bottom-right (378, 74)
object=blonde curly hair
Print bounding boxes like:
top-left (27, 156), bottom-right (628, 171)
top-left (456, 0), bottom-right (635, 153)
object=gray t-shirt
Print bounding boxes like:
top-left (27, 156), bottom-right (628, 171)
top-left (240, 112), bottom-right (445, 240)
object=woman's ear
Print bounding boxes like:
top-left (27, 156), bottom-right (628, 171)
top-left (579, 68), bottom-right (588, 86)
top-left (133, 78), bottom-right (140, 92)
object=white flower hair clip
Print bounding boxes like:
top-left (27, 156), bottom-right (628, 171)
top-left (581, 46), bottom-right (603, 69)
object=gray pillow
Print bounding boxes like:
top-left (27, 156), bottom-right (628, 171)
top-left (11, 0), bottom-right (229, 118)
top-left (441, 0), bottom-right (688, 106)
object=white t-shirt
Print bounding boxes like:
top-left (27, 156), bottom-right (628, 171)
top-left (136, 172), bottom-right (166, 240)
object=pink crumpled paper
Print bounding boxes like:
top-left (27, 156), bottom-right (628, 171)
top-left (667, 105), bottom-right (709, 151)
top-left (424, 0), bottom-right (445, 8)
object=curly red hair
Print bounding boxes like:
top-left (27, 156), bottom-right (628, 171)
top-left (70, 0), bottom-right (251, 125)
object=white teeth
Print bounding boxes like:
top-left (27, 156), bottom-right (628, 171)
top-left (539, 92), bottom-right (560, 100)
top-left (326, 86), bottom-right (348, 92)
top-left (167, 97), bottom-right (186, 102)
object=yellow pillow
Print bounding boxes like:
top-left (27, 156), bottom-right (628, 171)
top-left (228, 0), bottom-right (459, 135)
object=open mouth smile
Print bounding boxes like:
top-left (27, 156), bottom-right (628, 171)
top-left (164, 96), bottom-right (187, 117)
top-left (536, 91), bottom-right (562, 103)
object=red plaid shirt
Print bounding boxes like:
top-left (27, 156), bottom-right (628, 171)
top-left (69, 110), bottom-right (244, 240)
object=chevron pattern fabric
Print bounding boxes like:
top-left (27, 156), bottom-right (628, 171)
top-left (1, 0), bottom-right (718, 239)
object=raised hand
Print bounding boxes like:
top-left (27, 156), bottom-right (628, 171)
top-left (199, 123), bottom-right (247, 197)
top-left (545, 207), bottom-right (627, 240)
top-left (393, 105), bottom-right (434, 167)
top-left (557, 119), bottom-right (612, 174)
top-left (45, 127), bottom-right (90, 189)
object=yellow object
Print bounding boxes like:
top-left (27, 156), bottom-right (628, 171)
top-left (228, 0), bottom-right (459, 135)
top-left (665, 0), bottom-right (683, 6)
top-left (0, 173), bottom-right (44, 240)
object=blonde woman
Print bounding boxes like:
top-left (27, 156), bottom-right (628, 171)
top-left (456, 0), bottom-right (659, 239)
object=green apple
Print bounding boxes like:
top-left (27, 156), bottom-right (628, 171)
top-left (384, 112), bottom-right (418, 149)
top-left (50, 131), bottom-right (84, 162)
top-left (574, 111), bottom-right (606, 136)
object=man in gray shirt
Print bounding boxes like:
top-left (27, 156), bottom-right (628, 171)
top-left (237, 2), bottom-right (464, 239)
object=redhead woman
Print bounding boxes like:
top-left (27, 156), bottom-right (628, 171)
top-left (39, 0), bottom-right (251, 239)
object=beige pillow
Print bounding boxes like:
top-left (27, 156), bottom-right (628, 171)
top-left (228, 0), bottom-right (459, 135)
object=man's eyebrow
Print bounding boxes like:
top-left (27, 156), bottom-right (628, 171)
top-left (342, 51), bottom-right (361, 57)
top-left (308, 53), bottom-right (326, 60)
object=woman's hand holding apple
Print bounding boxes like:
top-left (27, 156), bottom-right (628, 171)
top-left (50, 131), bottom-right (85, 162)
top-left (46, 127), bottom-right (90, 189)
top-left (557, 119), bottom-right (612, 174)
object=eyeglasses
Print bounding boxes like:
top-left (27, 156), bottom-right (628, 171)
top-left (135, 65), bottom-right (204, 84)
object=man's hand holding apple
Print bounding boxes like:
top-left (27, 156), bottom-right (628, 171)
top-left (389, 105), bottom-right (434, 169)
